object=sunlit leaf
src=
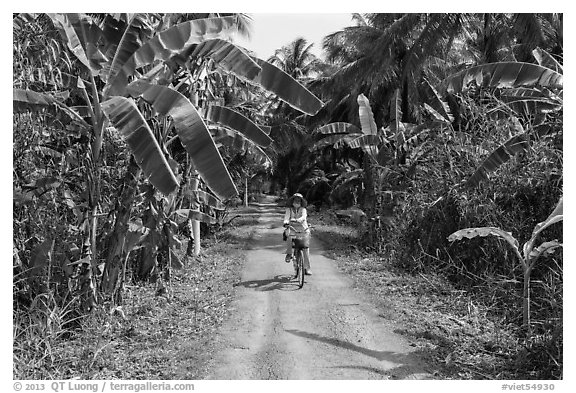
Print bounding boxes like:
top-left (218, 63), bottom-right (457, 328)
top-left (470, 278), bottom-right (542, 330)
top-left (357, 94), bottom-right (378, 135)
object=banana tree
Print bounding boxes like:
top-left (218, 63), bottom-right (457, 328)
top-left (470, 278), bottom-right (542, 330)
top-left (313, 93), bottom-right (449, 232)
top-left (14, 14), bottom-right (322, 304)
top-left (14, 13), bottom-right (324, 304)
top-left (440, 49), bottom-right (563, 188)
top-left (448, 196), bottom-right (563, 329)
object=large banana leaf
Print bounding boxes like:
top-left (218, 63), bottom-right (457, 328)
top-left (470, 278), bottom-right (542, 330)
top-left (314, 122), bottom-right (361, 135)
top-left (191, 39), bottom-right (261, 81)
top-left (100, 96), bottom-right (179, 195)
top-left (127, 81), bottom-right (237, 200)
top-left (357, 94), bottom-right (378, 135)
top-left (442, 62), bottom-right (563, 94)
top-left (107, 15), bottom-right (240, 96)
top-left (206, 105), bottom-right (272, 147)
top-left (250, 58), bottom-right (324, 116)
top-left (466, 132), bottom-right (530, 188)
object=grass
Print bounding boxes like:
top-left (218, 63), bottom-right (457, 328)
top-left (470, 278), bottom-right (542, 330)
top-left (13, 204), bottom-right (559, 380)
top-left (13, 208), bottom-right (258, 380)
top-left (310, 209), bottom-right (542, 380)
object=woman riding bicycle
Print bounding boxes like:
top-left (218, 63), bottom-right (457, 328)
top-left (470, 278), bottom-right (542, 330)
top-left (283, 193), bottom-right (312, 276)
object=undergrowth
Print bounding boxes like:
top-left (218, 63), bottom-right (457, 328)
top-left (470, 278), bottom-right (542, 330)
top-left (309, 209), bottom-right (562, 380)
top-left (13, 213), bottom-right (256, 380)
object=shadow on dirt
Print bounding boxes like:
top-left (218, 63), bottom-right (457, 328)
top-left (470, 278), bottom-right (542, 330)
top-left (233, 274), bottom-right (301, 292)
top-left (285, 329), bottom-right (432, 378)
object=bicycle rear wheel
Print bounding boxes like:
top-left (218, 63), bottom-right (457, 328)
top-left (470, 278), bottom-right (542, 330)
top-left (297, 250), bottom-right (304, 289)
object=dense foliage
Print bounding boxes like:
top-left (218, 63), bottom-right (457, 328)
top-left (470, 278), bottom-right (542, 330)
top-left (14, 12), bottom-right (562, 379)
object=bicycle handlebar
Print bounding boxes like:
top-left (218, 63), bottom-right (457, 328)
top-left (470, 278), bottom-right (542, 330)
top-left (284, 224), bottom-right (313, 232)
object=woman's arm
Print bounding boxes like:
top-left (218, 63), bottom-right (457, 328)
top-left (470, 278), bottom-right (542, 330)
top-left (283, 208), bottom-right (291, 225)
top-left (294, 207), bottom-right (307, 223)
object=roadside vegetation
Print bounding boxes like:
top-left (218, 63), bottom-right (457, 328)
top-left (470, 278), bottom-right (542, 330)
top-left (14, 13), bottom-right (562, 380)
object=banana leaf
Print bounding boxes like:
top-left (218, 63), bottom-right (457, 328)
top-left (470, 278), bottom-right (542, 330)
top-left (206, 105), bottom-right (272, 147)
top-left (312, 133), bottom-right (363, 150)
top-left (102, 13), bottom-right (150, 91)
top-left (448, 226), bottom-right (520, 254)
top-left (191, 38), bottom-right (261, 81)
top-left (442, 62), bottom-right (563, 94)
top-left (173, 209), bottom-right (217, 225)
top-left (466, 132), bottom-right (530, 188)
top-left (499, 87), bottom-right (562, 115)
top-left (532, 47), bottom-right (563, 74)
top-left (523, 196), bottom-right (563, 259)
top-left (314, 122), bottom-right (360, 135)
top-left (210, 126), bottom-right (272, 166)
top-left (249, 58), bottom-right (324, 116)
top-left (528, 240), bottom-right (562, 262)
top-left (13, 88), bottom-right (90, 128)
top-left (48, 13), bottom-right (93, 74)
top-left (100, 96), bottom-right (179, 195)
top-left (106, 15), bottom-right (240, 96)
top-left (357, 94), bottom-right (378, 135)
top-left (190, 190), bottom-right (225, 210)
top-left (422, 78), bottom-right (453, 123)
top-left (127, 81), bottom-right (237, 200)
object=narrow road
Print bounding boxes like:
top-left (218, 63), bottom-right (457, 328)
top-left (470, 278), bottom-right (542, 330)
top-left (207, 198), bottom-right (433, 380)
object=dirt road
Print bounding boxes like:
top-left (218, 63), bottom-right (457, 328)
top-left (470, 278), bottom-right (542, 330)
top-left (207, 199), bottom-right (433, 380)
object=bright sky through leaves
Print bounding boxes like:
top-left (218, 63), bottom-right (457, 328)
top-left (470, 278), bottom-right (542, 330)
top-left (233, 13), bottom-right (354, 59)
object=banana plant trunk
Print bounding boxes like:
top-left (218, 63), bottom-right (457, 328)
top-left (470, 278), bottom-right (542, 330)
top-left (244, 177), bottom-right (248, 207)
top-left (523, 265), bottom-right (533, 330)
top-left (362, 155), bottom-right (376, 213)
top-left (190, 172), bottom-right (201, 256)
top-left (100, 157), bottom-right (140, 302)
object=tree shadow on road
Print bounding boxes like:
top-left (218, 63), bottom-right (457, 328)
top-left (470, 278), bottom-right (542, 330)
top-left (233, 274), bottom-right (301, 292)
top-left (285, 329), bottom-right (433, 379)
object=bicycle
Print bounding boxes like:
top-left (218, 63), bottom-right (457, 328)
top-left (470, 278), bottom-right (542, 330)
top-left (285, 224), bottom-right (312, 289)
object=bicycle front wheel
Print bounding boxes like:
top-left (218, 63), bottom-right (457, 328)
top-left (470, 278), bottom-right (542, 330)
top-left (297, 250), bottom-right (304, 289)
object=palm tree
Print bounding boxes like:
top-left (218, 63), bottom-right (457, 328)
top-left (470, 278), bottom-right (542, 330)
top-left (268, 37), bottom-right (320, 80)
